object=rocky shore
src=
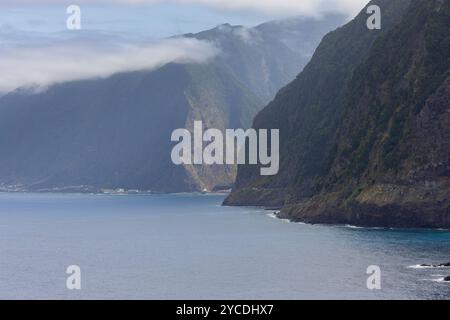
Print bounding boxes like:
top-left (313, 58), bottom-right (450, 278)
top-left (225, 183), bottom-right (450, 229)
top-left (224, 0), bottom-right (450, 230)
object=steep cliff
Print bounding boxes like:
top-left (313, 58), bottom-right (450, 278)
top-left (226, 0), bottom-right (450, 228)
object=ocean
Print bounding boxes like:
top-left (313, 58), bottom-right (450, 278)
top-left (0, 193), bottom-right (449, 299)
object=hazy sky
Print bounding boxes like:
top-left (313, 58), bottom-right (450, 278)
top-left (0, 0), bottom-right (369, 37)
top-left (0, 0), bottom-right (370, 93)
top-left (0, 4), bottom-right (267, 39)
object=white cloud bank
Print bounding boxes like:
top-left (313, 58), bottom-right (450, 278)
top-left (0, 0), bottom-right (372, 92)
top-left (0, 38), bottom-right (218, 93)
top-left (4, 0), bottom-right (370, 17)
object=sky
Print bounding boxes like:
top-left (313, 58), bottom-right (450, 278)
top-left (0, 0), bottom-right (369, 93)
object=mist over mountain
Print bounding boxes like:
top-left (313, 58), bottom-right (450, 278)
top-left (185, 14), bottom-right (346, 103)
top-left (226, 0), bottom-right (450, 228)
top-left (0, 14), bottom-right (345, 193)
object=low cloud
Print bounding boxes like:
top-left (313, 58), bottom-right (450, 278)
top-left (0, 37), bottom-right (219, 93)
top-left (0, 0), bottom-right (371, 93)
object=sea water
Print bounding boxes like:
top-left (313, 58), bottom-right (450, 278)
top-left (0, 193), bottom-right (449, 300)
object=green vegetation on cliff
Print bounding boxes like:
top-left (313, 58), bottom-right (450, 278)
top-left (226, 0), bottom-right (450, 228)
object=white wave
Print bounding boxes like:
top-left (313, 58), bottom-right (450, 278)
top-left (342, 224), bottom-right (388, 230)
top-left (344, 224), bottom-right (364, 229)
top-left (266, 212), bottom-right (295, 224)
top-left (408, 264), bottom-right (450, 269)
top-left (409, 264), bottom-right (435, 269)
top-left (430, 277), bottom-right (450, 283)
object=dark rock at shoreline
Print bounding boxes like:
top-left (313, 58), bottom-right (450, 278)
top-left (444, 276), bottom-right (450, 282)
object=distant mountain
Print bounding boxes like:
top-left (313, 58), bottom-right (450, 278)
top-left (226, 0), bottom-right (450, 228)
top-left (0, 15), bottom-right (345, 193)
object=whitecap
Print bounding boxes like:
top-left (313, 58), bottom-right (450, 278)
top-left (344, 224), bottom-right (364, 229)
top-left (266, 212), bottom-right (295, 224)
top-left (408, 264), bottom-right (435, 269)
top-left (430, 277), bottom-right (450, 283)
top-left (267, 213), bottom-right (278, 219)
top-left (408, 264), bottom-right (450, 269)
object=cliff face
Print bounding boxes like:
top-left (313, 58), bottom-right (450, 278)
top-left (225, 0), bottom-right (450, 228)
top-left (0, 16), bottom-right (344, 193)
top-left (0, 63), bottom-right (261, 193)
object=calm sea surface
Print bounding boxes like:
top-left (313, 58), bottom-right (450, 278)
top-left (0, 193), bottom-right (449, 300)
